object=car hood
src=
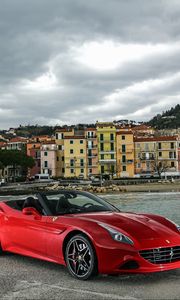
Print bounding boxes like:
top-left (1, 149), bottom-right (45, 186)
top-left (72, 211), bottom-right (176, 240)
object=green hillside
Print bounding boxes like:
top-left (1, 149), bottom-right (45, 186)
top-left (148, 104), bottom-right (180, 129)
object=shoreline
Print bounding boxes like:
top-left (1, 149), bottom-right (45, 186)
top-left (0, 181), bottom-right (180, 195)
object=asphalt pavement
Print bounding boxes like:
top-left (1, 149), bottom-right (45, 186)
top-left (0, 252), bottom-right (179, 299)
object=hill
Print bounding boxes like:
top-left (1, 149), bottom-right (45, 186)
top-left (147, 104), bottom-right (180, 129)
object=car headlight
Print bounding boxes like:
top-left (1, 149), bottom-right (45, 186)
top-left (99, 223), bottom-right (134, 245)
top-left (166, 218), bottom-right (180, 232)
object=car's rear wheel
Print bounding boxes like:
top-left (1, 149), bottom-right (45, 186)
top-left (65, 234), bottom-right (97, 280)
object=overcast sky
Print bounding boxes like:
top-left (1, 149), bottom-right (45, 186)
top-left (0, 0), bottom-right (180, 129)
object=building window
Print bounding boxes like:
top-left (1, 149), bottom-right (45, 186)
top-left (70, 149), bottom-right (74, 154)
top-left (122, 145), bottom-right (126, 153)
top-left (111, 154), bottom-right (114, 159)
top-left (110, 133), bottom-right (114, 141)
top-left (159, 152), bottom-right (162, 157)
top-left (88, 158), bottom-right (92, 166)
top-left (44, 161), bottom-right (48, 168)
top-left (159, 162), bottom-right (162, 168)
top-left (110, 143), bottom-right (114, 151)
top-left (88, 150), bottom-right (92, 156)
top-left (70, 140), bottom-right (73, 144)
top-left (57, 156), bottom-right (59, 161)
top-left (80, 159), bottom-right (84, 167)
top-left (100, 134), bottom-right (104, 141)
top-left (101, 165), bottom-right (104, 174)
top-left (146, 161), bottom-right (150, 169)
top-left (137, 163), bottom-right (141, 168)
top-left (171, 142), bottom-right (174, 149)
top-left (44, 151), bottom-right (48, 156)
top-left (70, 169), bottom-right (74, 174)
top-left (80, 149), bottom-right (84, 154)
top-left (70, 159), bottom-right (74, 167)
top-left (58, 145), bottom-right (62, 150)
top-left (89, 169), bottom-right (92, 174)
top-left (100, 143), bottom-right (104, 151)
top-left (81, 169), bottom-right (84, 173)
top-left (62, 156), bottom-right (64, 161)
top-left (122, 165), bottom-right (126, 172)
top-left (158, 142), bottom-right (161, 149)
top-left (55, 133), bottom-right (58, 139)
top-left (122, 135), bottom-right (125, 140)
top-left (80, 140), bottom-right (83, 144)
top-left (62, 168), bottom-right (65, 173)
top-left (111, 165), bottom-right (115, 173)
top-left (122, 155), bottom-right (126, 163)
top-left (101, 154), bottom-right (104, 159)
top-left (171, 161), bottom-right (175, 167)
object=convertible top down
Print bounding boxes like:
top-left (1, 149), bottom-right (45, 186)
top-left (0, 190), bottom-right (179, 280)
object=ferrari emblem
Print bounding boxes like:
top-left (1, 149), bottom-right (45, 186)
top-left (166, 240), bottom-right (170, 244)
top-left (52, 216), bottom-right (58, 222)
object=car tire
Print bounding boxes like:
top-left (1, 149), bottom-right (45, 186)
top-left (65, 234), bottom-right (98, 280)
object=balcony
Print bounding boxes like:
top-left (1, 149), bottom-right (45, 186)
top-left (99, 151), bottom-right (116, 154)
top-left (99, 159), bottom-right (116, 164)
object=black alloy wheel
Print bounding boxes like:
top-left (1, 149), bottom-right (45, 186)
top-left (65, 234), bottom-right (97, 280)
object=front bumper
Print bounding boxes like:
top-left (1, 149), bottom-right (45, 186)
top-left (96, 236), bottom-right (180, 274)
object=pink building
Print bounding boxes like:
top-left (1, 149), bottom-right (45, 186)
top-left (41, 141), bottom-right (58, 177)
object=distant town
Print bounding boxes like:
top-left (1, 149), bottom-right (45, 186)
top-left (0, 118), bottom-right (180, 183)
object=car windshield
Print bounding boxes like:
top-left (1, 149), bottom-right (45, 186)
top-left (43, 191), bottom-right (119, 215)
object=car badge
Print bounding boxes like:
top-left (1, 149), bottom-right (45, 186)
top-left (170, 248), bottom-right (174, 259)
top-left (52, 216), bottom-right (58, 222)
top-left (166, 240), bottom-right (170, 244)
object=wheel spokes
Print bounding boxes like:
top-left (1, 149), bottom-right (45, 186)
top-left (67, 238), bottom-right (92, 277)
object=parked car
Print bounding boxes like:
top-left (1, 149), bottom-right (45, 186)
top-left (0, 190), bottom-right (179, 280)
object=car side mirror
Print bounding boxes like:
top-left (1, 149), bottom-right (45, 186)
top-left (22, 207), bottom-right (41, 219)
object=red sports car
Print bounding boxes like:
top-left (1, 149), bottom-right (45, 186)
top-left (0, 190), bottom-right (179, 280)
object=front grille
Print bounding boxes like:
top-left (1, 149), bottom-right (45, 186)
top-left (139, 246), bottom-right (180, 264)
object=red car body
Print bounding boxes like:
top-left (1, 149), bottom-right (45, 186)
top-left (0, 191), bottom-right (179, 278)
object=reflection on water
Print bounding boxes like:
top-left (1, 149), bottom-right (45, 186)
top-left (101, 192), bottom-right (180, 224)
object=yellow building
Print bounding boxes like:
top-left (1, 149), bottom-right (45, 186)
top-left (116, 131), bottom-right (134, 177)
top-left (96, 122), bottom-right (116, 177)
top-left (55, 128), bottom-right (74, 177)
top-left (64, 135), bottom-right (87, 178)
top-left (134, 136), bottom-right (178, 176)
top-left (85, 128), bottom-right (98, 177)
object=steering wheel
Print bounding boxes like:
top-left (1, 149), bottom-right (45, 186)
top-left (82, 203), bottom-right (94, 208)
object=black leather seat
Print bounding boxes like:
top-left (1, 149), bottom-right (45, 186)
top-left (56, 196), bottom-right (71, 213)
top-left (23, 197), bottom-right (43, 214)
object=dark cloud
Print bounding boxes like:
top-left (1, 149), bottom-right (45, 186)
top-left (0, 0), bottom-right (180, 128)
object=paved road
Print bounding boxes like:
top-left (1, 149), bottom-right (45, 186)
top-left (0, 253), bottom-right (179, 299)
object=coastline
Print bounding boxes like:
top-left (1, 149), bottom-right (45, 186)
top-left (0, 181), bottom-right (180, 196)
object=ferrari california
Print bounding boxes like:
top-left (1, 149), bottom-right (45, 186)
top-left (0, 190), bottom-right (179, 280)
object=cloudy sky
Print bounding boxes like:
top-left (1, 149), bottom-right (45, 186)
top-left (0, 0), bottom-right (180, 129)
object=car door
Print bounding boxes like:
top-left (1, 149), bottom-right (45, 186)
top-left (2, 205), bottom-right (47, 258)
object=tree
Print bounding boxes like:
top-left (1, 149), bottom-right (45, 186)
top-left (0, 150), bottom-right (35, 181)
top-left (150, 159), bottom-right (169, 178)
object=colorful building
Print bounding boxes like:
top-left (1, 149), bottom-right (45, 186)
top-left (116, 131), bottom-right (134, 177)
top-left (64, 135), bottom-right (87, 178)
top-left (41, 141), bottom-right (58, 177)
top-left (85, 128), bottom-right (98, 177)
top-left (96, 122), bottom-right (116, 177)
top-left (26, 141), bottom-right (41, 178)
top-left (134, 136), bottom-right (179, 177)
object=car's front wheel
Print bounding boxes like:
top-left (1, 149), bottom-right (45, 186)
top-left (65, 234), bottom-right (98, 280)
